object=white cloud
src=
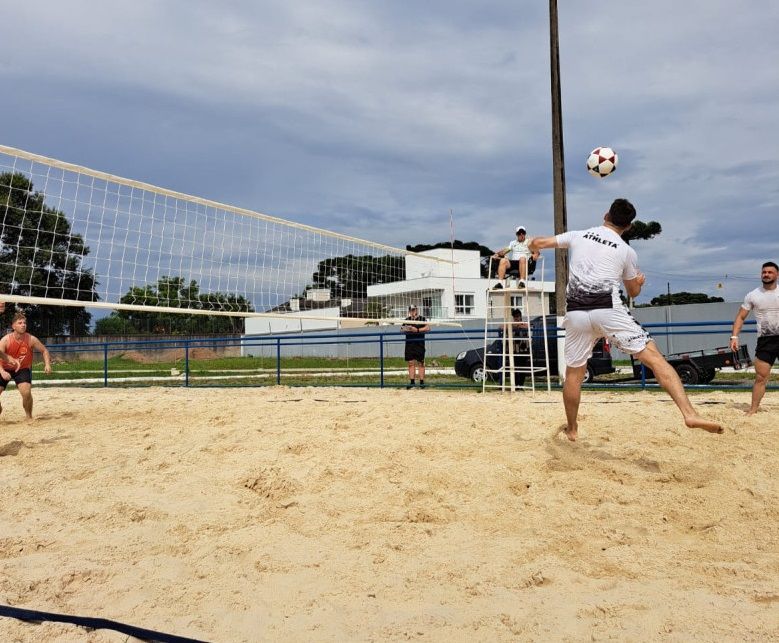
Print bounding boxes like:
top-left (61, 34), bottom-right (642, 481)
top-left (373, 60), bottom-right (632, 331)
top-left (1, 0), bottom-right (777, 303)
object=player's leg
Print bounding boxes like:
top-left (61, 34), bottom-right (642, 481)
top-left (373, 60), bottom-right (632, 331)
top-left (0, 373), bottom-right (13, 417)
top-left (596, 308), bottom-right (722, 434)
top-left (748, 358), bottom-right (771, 415)
top-left (560, 311), bottom-right (598, 440)
top-left (562, 364), bottom-right (588, 441)
top-left (632, 342), bottom-right (723, 433)
top-left (17, 382), bottom-right (33, 419)
top-left (418, 356), bottom-right (426, 388)
top-left (748, 337), bottom-right (777, 415)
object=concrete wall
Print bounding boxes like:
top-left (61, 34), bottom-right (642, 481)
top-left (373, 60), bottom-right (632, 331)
top-left (42, 334), bottom-right (244, 361)
top-left (244, 308), bottom-right (340, 336)
top-left (242, 320), bottom-right (488, 360)
top-left (241, 301), bottom-right (754, 361)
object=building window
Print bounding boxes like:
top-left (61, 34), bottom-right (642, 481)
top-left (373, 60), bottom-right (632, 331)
top-left (455, 293), bottom-right (475, 315)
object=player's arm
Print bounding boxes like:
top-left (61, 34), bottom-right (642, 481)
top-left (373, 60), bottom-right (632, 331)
top-left (621, 248), bottom-right (645, 299)
top-left (730, 307), bottom-right (750, 351)
top-left (418, 322), bottom-right (430, 333)
top-left (0, 337), bottom-right (19, 375)
top-left (30, 335), bottom-right (52, 374)
top-left (623, 273), bottom-right (645, 299)
top-left (528, 235), bottom-right (558, 253)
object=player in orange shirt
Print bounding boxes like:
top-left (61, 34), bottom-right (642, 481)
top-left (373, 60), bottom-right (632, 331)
top-left (0, 312), bottom-right (52, 419)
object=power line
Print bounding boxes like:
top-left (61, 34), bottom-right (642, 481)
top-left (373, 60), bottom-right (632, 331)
top-left (643, 270), bottom-right (754, 281)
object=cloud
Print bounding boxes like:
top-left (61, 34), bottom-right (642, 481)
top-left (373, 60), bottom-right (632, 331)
top-left (1, 0), bottom-right (777, 305)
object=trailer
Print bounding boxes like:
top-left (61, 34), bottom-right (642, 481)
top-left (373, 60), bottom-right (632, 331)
top-left (631, 345), bottom-right (751, 385)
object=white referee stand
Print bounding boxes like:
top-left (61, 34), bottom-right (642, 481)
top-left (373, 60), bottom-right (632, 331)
top-left (482, 257), bottom-right (552, 393)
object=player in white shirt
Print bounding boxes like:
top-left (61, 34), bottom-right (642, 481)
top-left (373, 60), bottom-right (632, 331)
top-left (530, 198), bottom-right (722, 440)
top-left (730, 261), bottom-right (779, 415)
top-left (492, 226), bottom-right (540, 287)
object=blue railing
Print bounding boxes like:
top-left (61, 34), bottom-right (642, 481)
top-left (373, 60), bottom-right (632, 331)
top-left (36, 319), bottom-right (765, 390)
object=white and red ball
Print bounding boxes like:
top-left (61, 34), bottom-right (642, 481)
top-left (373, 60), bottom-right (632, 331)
top-left (586, 146), bottom-right (618, 178)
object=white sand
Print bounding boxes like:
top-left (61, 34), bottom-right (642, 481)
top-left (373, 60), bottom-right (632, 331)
top-left (0, 386), bottom-right (777, 642)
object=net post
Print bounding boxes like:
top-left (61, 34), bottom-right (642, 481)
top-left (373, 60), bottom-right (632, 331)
top-left (276, 338), bottom-right (281, 385)
top-left (379, 333), bottom-right (385, 388)
top-left (103, 343), bottom-right (108, 388)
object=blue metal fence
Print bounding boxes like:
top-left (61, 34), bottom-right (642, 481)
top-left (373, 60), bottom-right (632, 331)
top-left (35, 319), bottom-right (766, 390)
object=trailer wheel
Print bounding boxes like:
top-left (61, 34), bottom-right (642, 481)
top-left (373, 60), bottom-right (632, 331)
top-left (701, 368), bottom-right (716, 384)
top-left (675, 363), bottom-right (700, 385)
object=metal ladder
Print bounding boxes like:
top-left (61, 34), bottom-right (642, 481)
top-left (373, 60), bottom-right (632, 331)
top-left (482, 257), bottom-right (551, 393)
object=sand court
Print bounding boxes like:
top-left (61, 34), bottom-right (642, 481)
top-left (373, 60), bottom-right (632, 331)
top-left (0, 386), bottom-right (777, 642)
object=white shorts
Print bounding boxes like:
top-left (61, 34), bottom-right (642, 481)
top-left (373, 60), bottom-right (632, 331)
top-left (563, 307), bottom-right (652, 367)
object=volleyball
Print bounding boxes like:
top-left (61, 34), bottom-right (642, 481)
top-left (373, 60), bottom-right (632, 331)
top-left (586, 146), bottom-right (618, 178)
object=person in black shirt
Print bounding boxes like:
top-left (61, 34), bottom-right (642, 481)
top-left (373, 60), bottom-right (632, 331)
top-left (498, 308), bottom-right (528, 354)
top-left (402, 305), bottom-right (430, 389)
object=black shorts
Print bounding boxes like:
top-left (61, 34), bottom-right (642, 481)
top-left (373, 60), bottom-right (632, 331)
top-left (0, 368), bottom-right (32, 390)
top-left (405, 342), bottom-right (425, 363)
top-left (755, 335), bottom-right (779, 365)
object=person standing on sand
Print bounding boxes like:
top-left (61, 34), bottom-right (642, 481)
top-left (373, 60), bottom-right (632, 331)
top-left (730, 261), bottom-right (779, 415)
top-left (529, 198), bottom-right (723, 440)
top-left (402, 305), bottom-right (430, 390)
top-left (0, 312), bottom-right (52, 420)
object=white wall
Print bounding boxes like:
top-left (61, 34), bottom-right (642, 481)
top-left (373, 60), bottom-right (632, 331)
top-left (244, 307), bottom-right (340, 336)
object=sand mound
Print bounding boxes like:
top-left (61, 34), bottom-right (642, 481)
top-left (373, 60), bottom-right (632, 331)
top-left (189, 347), bottom-right (220, 360)
top-left (119, 349), bottom-right (156, 364)
top-left (119, 347), bottom-right (221, 364)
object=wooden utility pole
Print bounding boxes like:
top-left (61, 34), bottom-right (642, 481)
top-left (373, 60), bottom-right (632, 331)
top-left (549, 0), bottom-right (568, 315)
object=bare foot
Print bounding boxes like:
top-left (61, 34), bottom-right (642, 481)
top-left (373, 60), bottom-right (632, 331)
top-left (684, 415), bottom-right (724, 434)
top-left (558, 423), bottom-right (578, 442)
top-left (745, 408), bottom-right (759, 416)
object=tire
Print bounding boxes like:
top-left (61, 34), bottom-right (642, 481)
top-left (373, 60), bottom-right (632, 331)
top-left (675, 363), bottom-right (700, 385)
top-left (470, 364), bottom-right (486, 383)
top-left (582, 365), bottom-right (595, 384)
top-left (701, 368), bottom-right (716, 384)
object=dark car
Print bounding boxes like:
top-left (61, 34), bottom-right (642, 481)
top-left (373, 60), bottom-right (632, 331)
top-left (454, 315), bottom-right (615, 385)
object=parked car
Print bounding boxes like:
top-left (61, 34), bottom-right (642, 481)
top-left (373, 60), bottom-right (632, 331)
top-left (454, 315), bottom-right (615, 385)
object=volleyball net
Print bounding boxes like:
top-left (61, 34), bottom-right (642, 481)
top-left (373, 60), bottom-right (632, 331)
top-left (0, 145), bottom-right (451, 324)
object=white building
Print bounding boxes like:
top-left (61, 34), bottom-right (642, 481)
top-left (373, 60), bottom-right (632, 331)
top-left (367, 248), bottom-right (554, 320)
top-left (244, 248), bottom-right (555, 337)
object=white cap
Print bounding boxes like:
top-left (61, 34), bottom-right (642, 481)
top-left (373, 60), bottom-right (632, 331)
top-left (515, 226), bottom-right (526, 234)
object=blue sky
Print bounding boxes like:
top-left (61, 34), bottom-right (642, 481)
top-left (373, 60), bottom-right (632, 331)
top-left (1, 0), bottom-right (777, 304)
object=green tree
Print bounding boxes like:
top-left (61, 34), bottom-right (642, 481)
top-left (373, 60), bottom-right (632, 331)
top-left (95, 276), bottom-right (254, 335)
top-left (406, 240), bottom-right (495, 277)
top-left (0, 172), bottom-right (96, 335)
top-left (646, 292), bottom-right (725, 306)
top-left (311, 254), bottom-right (405, 299)
top-left (621, 220), bottom-right (662, 244)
